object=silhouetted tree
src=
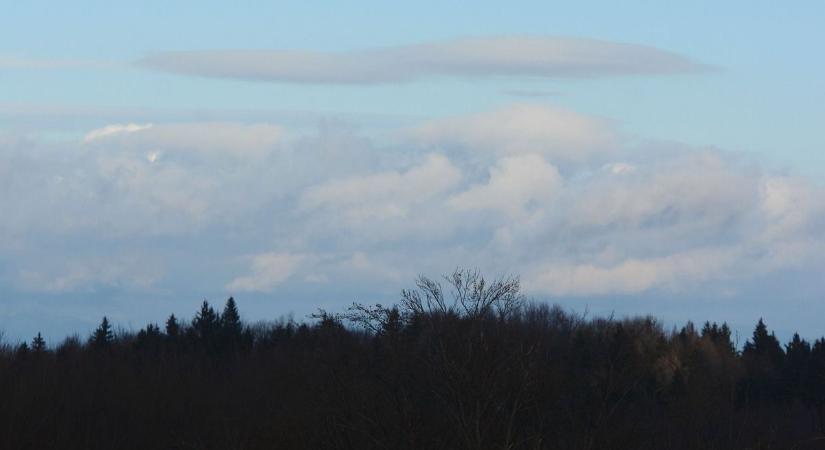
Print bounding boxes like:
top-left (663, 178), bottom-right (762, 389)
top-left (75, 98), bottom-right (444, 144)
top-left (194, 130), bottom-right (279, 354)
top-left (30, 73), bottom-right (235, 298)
top-left (784, 333), bottom-right (811, 400)
top-left (742, 318), bottom-right (785, 402)
top-left (31, 332), bottom-right (46, 353)
top-left (221, 297), bottom-right (242, 337)
top-left (90, 316), bottom-right (114, 348)
top-left (165, 314), bottom-right (180, 337)
top-left (3, 272), bottom-right (825, 449)
top-left (193, 301), bottom-right (219, 340)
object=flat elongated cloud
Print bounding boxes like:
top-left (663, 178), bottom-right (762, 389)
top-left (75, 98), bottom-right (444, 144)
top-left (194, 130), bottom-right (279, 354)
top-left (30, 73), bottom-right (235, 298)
top-left (84, 123), bottom-right (153, 143)
top-left (138, 36), bottom-right (706, 84)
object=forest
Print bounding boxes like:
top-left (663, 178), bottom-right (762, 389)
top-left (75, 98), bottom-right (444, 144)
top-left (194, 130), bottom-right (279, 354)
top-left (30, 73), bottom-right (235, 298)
top-left (2, 269), bottom-right (825, 449)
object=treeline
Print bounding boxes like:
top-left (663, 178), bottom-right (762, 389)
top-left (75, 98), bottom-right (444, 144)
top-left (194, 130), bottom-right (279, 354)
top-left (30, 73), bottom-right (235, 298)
top-left (2, 270), bottom-right (825, 449)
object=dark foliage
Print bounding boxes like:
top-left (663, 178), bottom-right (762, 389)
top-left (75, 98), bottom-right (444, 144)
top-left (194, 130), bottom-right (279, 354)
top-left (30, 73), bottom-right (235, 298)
top-left (2, 269), bottom-right (825, 449)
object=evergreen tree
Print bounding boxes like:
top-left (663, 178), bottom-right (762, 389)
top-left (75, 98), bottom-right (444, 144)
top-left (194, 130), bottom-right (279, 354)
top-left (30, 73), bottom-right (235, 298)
top-left (31, 332), bottom-right (46, 353)
top-left (165, 314), bottom-right (180, 337)
top-left (91, 316), bottom-right (114, 348)
top-left (701, 321), bottom-right (735, 354)
top-left (784, 333), bottom-right (811, 399)
top-left (221, 297), bottom-right (242, 337)
top-left (192, 301), bottom-right (218, 339)
top-left (742, 318), bottom-right (785, 401)
top-left (743, 318), bottom-right (784, 365)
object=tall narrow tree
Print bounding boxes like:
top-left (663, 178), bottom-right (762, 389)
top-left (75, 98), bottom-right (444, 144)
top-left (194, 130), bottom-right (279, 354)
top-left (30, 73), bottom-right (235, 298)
top-left (31, 332), bottom-right (47, 353)
top-left (91, 316), bottom-right (114, 348)
top-left (221, 297), bottom-right (242, 337)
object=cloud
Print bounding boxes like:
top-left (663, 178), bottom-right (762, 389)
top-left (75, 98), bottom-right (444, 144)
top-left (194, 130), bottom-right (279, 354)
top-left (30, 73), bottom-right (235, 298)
top-left (138, 36), bottom-right (706, 84)
top-left (449, 154), bottom-right (562, 217)
top-left (3, 103), bottom-right (825, 305)
top-left (14, 255), bottom-right (162, 293)
top-left (564, 152), bottom-right (757, 229)
top-left (84, 123), bottom-right (153, 143)
top-left (408, 103), bottom-right (618, 162)
top-left (528, 248), bottom-right (740, 296)
top-left (301, 153), bottom-right (462, 224)
top-left (226, 252), bottom-right (306, 292)
top-left (84, 122), bottom-right (283, 159)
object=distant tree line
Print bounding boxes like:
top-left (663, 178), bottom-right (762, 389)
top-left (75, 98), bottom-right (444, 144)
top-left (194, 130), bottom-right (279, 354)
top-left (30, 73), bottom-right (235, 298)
top-left (2, 269), bottom-right (825, 449)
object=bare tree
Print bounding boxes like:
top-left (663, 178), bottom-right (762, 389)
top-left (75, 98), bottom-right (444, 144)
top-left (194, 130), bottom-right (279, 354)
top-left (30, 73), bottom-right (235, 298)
top-left (400, 268), bottom-right (524, 319)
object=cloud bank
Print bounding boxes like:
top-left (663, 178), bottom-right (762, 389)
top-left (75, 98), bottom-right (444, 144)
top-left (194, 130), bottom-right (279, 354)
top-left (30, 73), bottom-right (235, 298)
top-left (2, 104), bottom-right (823, 308)
top-left (138, 36), bottom-right (706, 84)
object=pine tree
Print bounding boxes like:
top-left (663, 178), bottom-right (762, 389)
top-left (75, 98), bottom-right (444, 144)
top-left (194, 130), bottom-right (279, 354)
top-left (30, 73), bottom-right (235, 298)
top-left (743, 318), bottom-right (784, 365)
top-left (165, 314), bottom-right (180, 337)
top-left (742, 318), bottom-right (785, 401)
top-left (784, 333), bottom-right (811, 399)
top-left (193, 300), bottom-right (218, 339)
top-left (31, 332), bottom-right (47, 353)
top-left (91, 316), bottom-right (114, 348)
top-left (221, 297), bottom-right (242, 337)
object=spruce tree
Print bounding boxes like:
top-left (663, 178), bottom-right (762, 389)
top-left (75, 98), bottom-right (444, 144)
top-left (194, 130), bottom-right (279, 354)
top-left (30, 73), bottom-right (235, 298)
top-left (91, 316), bottom-right (114, 348)
top-left (165, 314), bottom-right (180, 337)
top-left (221, 297), bottom-right (242, 337)
top-left (193, 301), bottom-right (218, 339)
top-left (31, 332), bottom-right (47, 353)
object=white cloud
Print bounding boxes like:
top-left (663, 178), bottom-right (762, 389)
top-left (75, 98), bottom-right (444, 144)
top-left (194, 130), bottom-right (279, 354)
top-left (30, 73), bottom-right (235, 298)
top-left (3, 103), bottom-right (825, 304)
top-left (301, 153), bottom-right (462, 224)
top-left (449, 154), bottom-right (562, 217)
top-left (565, 152), bottom-right (757, 229)
top-left (83, 123), bottom-right (153, 143)
top-left (138, 36), bottom-right (706, 84)
top-left (226, 252), bottom-right (306, 293)
top-left (14, 256), bottom-right (162, 293)
top-left (84, 122), bottom-right (284, 159)
top-left (408, 103), bottom-right (618, 162)
top-left (528, 248), bottom-right (739, 296)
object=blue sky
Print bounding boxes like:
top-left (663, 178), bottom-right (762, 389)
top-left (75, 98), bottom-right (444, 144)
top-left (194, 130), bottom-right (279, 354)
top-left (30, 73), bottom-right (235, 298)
top-left (1, 1), bottom-right (824, 343)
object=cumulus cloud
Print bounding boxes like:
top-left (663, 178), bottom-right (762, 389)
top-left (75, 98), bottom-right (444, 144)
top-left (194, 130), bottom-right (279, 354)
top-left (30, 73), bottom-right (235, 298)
top-left (3, 103), bottom-right (825, 304)
top-left (449, 154), bottom-right (562, 217)
top-left (408, 103), bottom-right (618, 162)
top-left (528, 248), bottom-right (740, 296)
top-left (301, 153), bottom-right (462, 224)
top-left (226, 252), bottom-right (306, 292)
top-left (138, 36), bottom-right (706, 84)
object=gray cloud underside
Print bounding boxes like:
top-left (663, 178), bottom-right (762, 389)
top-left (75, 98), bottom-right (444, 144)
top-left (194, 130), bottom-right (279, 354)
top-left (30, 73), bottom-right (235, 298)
top-left (138, 36), bottom-right (707, 84)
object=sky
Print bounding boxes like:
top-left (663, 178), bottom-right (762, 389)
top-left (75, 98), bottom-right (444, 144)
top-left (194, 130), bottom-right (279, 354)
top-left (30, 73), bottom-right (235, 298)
top-left (1, 1), bottom-right (824, 343)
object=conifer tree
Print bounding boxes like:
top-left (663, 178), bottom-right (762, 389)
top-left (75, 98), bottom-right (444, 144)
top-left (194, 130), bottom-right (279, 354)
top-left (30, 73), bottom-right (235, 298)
top-left (221, 297), bottom-right (242, 337)
top-left (744, 318), bottom-right (784, 365)
top-left (31, 332), bottom-right (46, 353)
top-left (193, 301), bottom-right (218, 339)
top-left (91, 316), bottom-right (114, 348)
top-left (165, 314), bottom-right (180, 337)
